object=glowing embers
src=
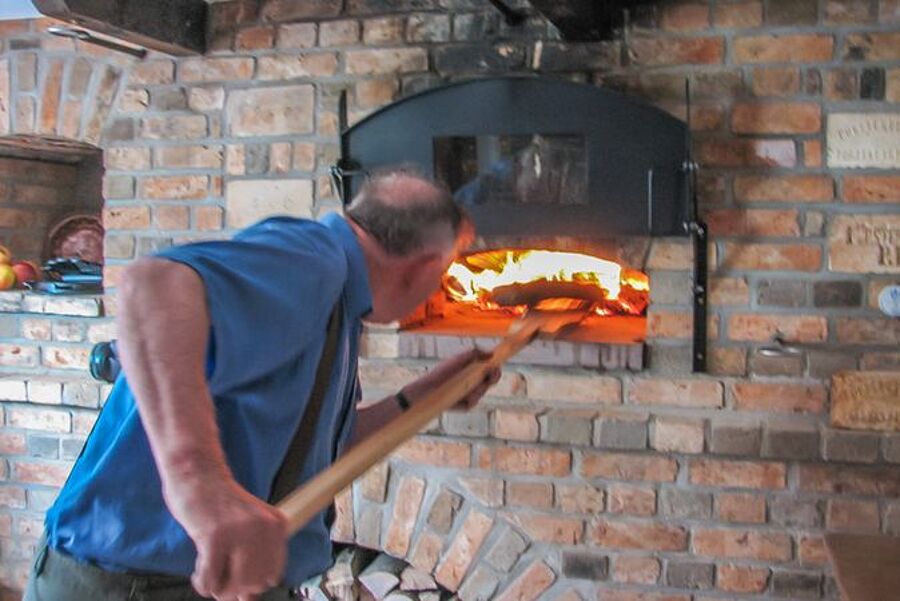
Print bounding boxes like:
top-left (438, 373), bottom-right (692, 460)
top-left (443, 249), bottom-right (649, 316)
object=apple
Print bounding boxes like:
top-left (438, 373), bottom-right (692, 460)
top-left (0, 264), bottom-right (16, 290)
top-left (11, 261), bottom-right (41, 286)
top-left (0, 245), bottom-right (11, 265)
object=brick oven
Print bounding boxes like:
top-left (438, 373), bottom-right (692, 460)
top-left (0, 2), bottom-right (899, 601)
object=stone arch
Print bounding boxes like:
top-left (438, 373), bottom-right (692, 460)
top-left (332, 459), bottom-right (578, 601)
top-left (0, 20), bottom-right (132, 146)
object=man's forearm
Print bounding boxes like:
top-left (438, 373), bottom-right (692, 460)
top-left (350, 394), bottom-right (405, 446)
top-left (116, 258), bottom-right (231, 492)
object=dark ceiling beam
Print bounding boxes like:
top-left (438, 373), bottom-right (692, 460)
top-left (32, 0), bottom-right (207, 56)
top-left (528, 0), bottom-right (656, 41)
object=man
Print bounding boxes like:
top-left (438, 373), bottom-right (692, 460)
top-left (26, 169), bottom-right (499, 601)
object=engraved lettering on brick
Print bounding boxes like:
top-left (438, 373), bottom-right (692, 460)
top-left (829, 215), bottom-right (900, 274)
top-left (846, 223), bottom-right (900, 267)
top-left (831, 371), bottom-right (900, 432)
top-left (827, 113), bottom-right (900, 169)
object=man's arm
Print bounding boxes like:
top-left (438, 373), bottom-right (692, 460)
top-left (350, 349), bottom-right (500, 445)
top-left (116, 257), bottom-right (286, 600)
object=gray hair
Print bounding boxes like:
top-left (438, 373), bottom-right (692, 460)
top-left (345, 166), bottom-right (466, 256)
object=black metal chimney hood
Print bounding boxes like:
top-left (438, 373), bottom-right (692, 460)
top-left (331, 75), bottom-right (708, 372)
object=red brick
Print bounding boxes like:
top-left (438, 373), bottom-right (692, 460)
top-left (716, 492), bottom-right (766, 524)
top-left (502, 512), bottom-right (583, 544)
top-left (105, 147), bottom-right (151, 171)
top-left (393, 438), bottom-right (470, 468)
top-left (259, 0), bottom-right (340, 22)
top-left (732, 102), bottom-right (820, 134)
top-left (129, 60), bottom-right (174, 85)
top-left (494, 560), bottom-right (555, 601)
top-left (596, 592), bottom-right (689, 601)
top-left (734, 34), bottom-right (834, 63)
top-left (836, 318), bottom-right (900, 345)
top-left (435, 510), bottom-right (493, 590)
top-left (12, 462), bottom-right (70, 487)
top-left (826, 499), bottom-right (880, 531)
top-left (731, 382), bottom-right (827, 414)
top-left (826, 0), bottom-right (875, 23)
top-left (804, 140), bottom-right (823, 167)
top-left (556, 484), bottom-right (605, 514)
top-left (257, 54), bottom-right (340, 80)
top-left (39, 59), bottom-right (63, 134)
top-left (717, 564), bottom-right (769, 593)
top-left (72, 412), bottom-right (97, 435)
top-left (345, 49), bottom-right (428, 75)
top-left (844, 32), bottom-right (900, 60)
top-left (843, 175), bottom-right (900, 204)
top-left (355, 79), bottom-right (397, 109)
top-left (179, 58), bottom-right (253, 82)
top-left (276, 23), bottom-right (317, 49)
top-left (647, 311), bottom-right (719, 339)
top-left (506, 481), bottom-right (553, 509)
top-left (581, 452), bottom-right (677, 482)
top-left (492, 409), bottom-right (539, 442)
top-left (798, 535), bottom-right (829, 566)
top-left (591, 519), bottom-right (687, 551)
top-left (459, 477), bottom-right (503, 508)
top-left (629, 37), bottom-right (724, 65)
top-left (153, 206), bottom-right (189, 231)
top-left (751, 67), bottom-right (800, 96)
top-left (611, 556), bottom-right (660, 584)
top-left (331, 487), bottom-right (353, 544)
top-left (139, 176), bottom-right (208, 201)
top-left (0, 486), bottom-right (26, 509)
top-left (235, 26), bottom-right (274, 50)
top-left (721, 243), bottom-right (821, 272)
top-left (714, 1), bottom-right (763, 28)
top-left (660, 3), bottom-right (710, 31)
top-left (706, 209), bottom-right (799, 237)
top-left (0, 434), bottom-right (26, 455)
top-left (195, 206), bottom-right (223, 231)
top-left (155, 145), bottom-right (223, 169)
top-left (710, 278), bottom-right (750, 305)
top-left (646, 241), bottom-right (693, 269)
top-left (798, 465), bottom-right (900, 496)
top-left (384, 475), bottom-right (425, 557)
top-left (478, 447), bottom-right (570, 477)
top-left (728, 314), bottom-right (827, 343)
top-left (409, 530), bottom-right (443, 574)
top-left (734, 175), bottom-right (833, 202)
top-left (690, 459), bottom-right (786, 489)
top-left (608, 484), bottom-right (656, 516)
top-left (697, 139), bottom-right (796, 168)
top-left (628, 379), bottom-right (723, 408)
top-left (693, 528), bottom-right (791, 561)
top-left (319, 20), bottom-right (359, 46)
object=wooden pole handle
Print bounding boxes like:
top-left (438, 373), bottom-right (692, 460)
top-left (276, 311), bottom-right (582, 533)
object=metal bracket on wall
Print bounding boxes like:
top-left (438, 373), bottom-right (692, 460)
top-left (332, 89), bottom-right (364, 205)
top-left (683, 79), bottom-right (707, 373)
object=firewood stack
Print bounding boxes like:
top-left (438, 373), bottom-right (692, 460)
top-left (298, 547), bottom-right (452, 601)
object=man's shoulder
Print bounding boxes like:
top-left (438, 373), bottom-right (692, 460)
top-left (236, 217), bottom-right (345, 260)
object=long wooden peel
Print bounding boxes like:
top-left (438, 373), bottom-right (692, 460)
top-left (276, 309), bottom-right (586, 533)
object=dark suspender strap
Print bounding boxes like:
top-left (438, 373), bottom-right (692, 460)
top-left (269, 300), bottom-right (343, 504)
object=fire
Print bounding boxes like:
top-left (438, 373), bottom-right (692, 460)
top-left (443, 249), bottom-right (649, 316)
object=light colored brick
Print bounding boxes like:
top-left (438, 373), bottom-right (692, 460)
top-left (556, 484), bottom-right (605, 514)
top-left (612, 556), bottom-right (660, 584)
top-left (502, 511), bottom-right (583, 544)
top-left (226, 86), bottom-right (314, 137)
top-left (346, 48), bottom-right (428, 75)
top-left (732, 382), bottom-right (827, 414)
top-left (494, 560), bottom-right (555, 601)
top-left (435, 510), bottom-right (493, 591)
top-left (491, 409), bottom-right (539, 442)
top-left (12, 462), bottom-right (71, 487)
top-left (581, 452), bottom-right (677, 482)
top-left (717, 564), bottom-right (769, 593)
top-left (257, 54), bottom-right (339, 80)
top-left (7, 407), bottom-right (70, 433)
top-left (693, 528), bottom-right (791, 561)
top-left (27, 381), bottom-right (62, 405)
top-left (478, 446), bottom-right (570, 477)
top-left (651, 418), bottom-right (705, 454)
top-left (394, 438), bottom-right (470, 468)
top-left (607, 484), bottom-right (656, 516)
top-left (384, 475), bottom-right (425, 557)
top-left (179, 58), bottom-right (254, 82)
top-left (629, 379), bottom-right (723, 408)
top-left (225, 179), bottom-right (313, 229)
top-left (524, 370), bottom-right (621, 405)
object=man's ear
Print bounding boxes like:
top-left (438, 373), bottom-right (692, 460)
top-left (398, 250), bottom-right (444, 285)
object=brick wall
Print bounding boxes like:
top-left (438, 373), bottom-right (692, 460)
top-left (0, 2), bottom-right (898, 600)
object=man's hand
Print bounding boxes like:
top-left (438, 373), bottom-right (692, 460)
top-left (163, 471), bottom-right (287, 601)
top-left (403, 348), bottom-right (502, 411)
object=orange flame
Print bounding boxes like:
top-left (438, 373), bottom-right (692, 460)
top-left (443, 249), bottom-right (649, 316)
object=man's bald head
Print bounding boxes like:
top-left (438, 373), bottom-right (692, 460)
top-left (345, 167), bottom-right (467, 256)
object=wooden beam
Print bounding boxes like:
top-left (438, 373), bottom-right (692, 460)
top-left (33, 0), bottom-right (206, 56)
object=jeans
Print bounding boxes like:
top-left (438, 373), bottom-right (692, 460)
top-left (24, 538), bottom-right (300, 601)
